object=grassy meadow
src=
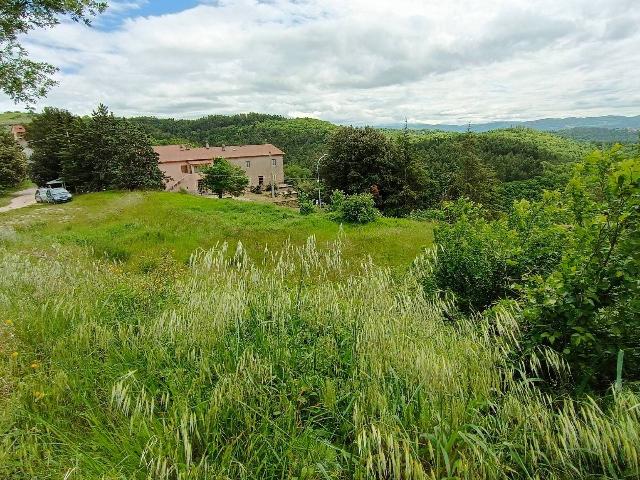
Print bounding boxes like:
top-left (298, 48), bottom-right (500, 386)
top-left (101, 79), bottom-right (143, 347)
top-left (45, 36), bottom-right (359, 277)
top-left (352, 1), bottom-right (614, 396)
top-left (1, 192), bottom-right (639, 479)
top-left (0, 191), bottom-right (432, 271)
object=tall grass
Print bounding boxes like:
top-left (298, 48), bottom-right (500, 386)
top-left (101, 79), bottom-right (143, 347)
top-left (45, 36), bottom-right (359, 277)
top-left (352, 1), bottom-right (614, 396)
top-left (1, 239), bottom-right (638, 479)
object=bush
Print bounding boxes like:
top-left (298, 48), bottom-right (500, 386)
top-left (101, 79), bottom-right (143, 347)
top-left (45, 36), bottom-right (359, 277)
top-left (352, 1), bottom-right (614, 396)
top-left (298, 192), bottom-right (314, 215)
top-left (433, 214), bottom-right (518, 312)
top-left (431, 197), bottom-right (570, 312)
top-left (428, 148), bottom-right (640, 391)
top-left (519, 148), bottom-right (640, 390)
top-left (335, 193), bottom-right (379, 224)
top-left (328, 189), bottom-right (345, 212)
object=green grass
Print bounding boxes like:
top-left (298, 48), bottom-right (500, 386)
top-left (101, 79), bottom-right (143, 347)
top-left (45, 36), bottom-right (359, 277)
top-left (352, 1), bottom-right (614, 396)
top-left (0, 191), bottom-right (433, 271)
top-left (0, 111), bottom-right (35, 127)
top-left (1, 191), bottom-right (638, 479)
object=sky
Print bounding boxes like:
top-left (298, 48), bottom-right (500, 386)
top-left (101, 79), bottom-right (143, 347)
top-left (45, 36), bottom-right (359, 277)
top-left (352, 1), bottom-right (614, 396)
top-left (2, 0), bottom-right (639, 124)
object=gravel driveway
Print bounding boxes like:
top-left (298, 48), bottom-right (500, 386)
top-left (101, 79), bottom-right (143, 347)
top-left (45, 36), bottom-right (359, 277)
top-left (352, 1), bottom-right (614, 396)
top-left (0, 187), bottom-right (37, 213)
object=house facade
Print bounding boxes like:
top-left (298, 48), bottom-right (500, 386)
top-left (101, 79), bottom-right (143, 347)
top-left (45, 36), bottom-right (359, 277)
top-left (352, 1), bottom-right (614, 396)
top-left (10, 124), bottom-right (26, 141)
top-left (154, 143), bottom-right (285, 193)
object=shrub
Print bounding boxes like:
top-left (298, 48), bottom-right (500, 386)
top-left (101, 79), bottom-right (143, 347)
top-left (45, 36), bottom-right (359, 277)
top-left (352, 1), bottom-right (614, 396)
top-left (431, 196), bottom-right (570, 312)
top-left (519, 148), bottom-right (640, 390)
top-left (433, 214), bottom-right (518, 312)
top-left (328, 189), bottom-right (345, 212)
top-left (298, 192), bottom-right (314, 215)
top-left (336, 192), bottom-right (379, 224)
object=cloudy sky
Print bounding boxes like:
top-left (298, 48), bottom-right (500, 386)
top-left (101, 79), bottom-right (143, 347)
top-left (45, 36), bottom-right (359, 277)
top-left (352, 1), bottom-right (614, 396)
top-left (2, 0), bottom-right (639, 124)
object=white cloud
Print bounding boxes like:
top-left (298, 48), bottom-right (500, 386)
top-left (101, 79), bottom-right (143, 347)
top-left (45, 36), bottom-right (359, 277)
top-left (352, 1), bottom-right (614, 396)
top-left (3, 0), bottom-right (639, 123)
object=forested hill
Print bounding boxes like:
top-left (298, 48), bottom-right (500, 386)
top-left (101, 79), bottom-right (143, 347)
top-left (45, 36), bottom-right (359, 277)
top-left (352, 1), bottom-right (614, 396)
top-left (129, 113), bottom-right (590, 171)
top-left (129, 114), bottom-right (336, 168)
top-left (378, 114), bottom-right (640, 132)
top-left (556, 126), bottom-right (640, 144)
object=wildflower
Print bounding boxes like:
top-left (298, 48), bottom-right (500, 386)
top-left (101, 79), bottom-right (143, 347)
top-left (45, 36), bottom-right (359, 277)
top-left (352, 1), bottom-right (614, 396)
top-left (34, 391), bottom-right (45, 401)
top-left (11, 351), bottom-right (18, 358)
top-left (30, 362), bottom-right (40, 369)
top-left (4, 319), bottom-right (13, 326)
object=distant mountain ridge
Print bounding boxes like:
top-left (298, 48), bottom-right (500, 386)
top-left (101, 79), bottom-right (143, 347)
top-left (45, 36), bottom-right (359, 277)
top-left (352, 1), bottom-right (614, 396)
top-left (378, 115), bottom-right (640, 133)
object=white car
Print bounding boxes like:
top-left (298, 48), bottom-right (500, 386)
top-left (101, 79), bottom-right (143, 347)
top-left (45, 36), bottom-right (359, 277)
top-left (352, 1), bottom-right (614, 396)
top-left (35, 187), bottom-right (49, 203)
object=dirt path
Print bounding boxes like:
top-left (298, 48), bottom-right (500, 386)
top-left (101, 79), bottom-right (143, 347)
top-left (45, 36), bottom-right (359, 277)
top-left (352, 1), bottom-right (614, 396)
top-left (0, 187), bottom-right (37, 213)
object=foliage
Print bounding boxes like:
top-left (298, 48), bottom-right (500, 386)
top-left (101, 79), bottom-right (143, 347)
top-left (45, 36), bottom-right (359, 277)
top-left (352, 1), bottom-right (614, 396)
top-left (557, 127), bottom-right (640, 144)
top-left (0, 226), bottom-right (638, 478)
top-left (450, 133), bottom-right (497, 205)
top-left (431, 194), bottom-right (572, 312)
top-left (409, 128), bottom-right (588, 210)
top-left (283, 162), bottom-right (312, 185)
top-left (130, 114), bottom-right (590, 215)
top-left (328, 189), bottom-right (346, 212)
top-left (298, 191), bottom-right (314, 215)
top-left (426, 147), bottom-right (639, 391)
top-left (130, 115), bottom-right (335, 171)
top-left (494, 162), bottom-right (573, 210)
top-left (331, 192), bottom-right (379, 224)
top-left (200, 157), bottom-right (249, 198)
top-left (519, 147), bottom-right (640, 390)
top-left (0, 129), bottom-right (26, 190)
top-left (322, 126), bottom-right (429, 215)
top-left (0, 1), bottom-right (106, 104)
top-left (61, 104), bottom-right (165, 192)
top-left (27, 107), bottom-right (75, 186)
top-left (322, 126), bottom-right (393, 197)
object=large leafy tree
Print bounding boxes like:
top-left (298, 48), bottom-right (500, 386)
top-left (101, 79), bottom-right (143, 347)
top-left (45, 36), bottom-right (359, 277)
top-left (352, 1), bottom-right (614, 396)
top-left (201, 158), bottom-right (249, 198)
top-left (27, 107), bottom-right (75, 185)
top-left (322, 126), bottom-right (394, 197)
top-left (0, 0), bottom-right (107, 104)
top-left (62, 104), bottom-right (165, 192)
top-left (0, 129), bottom-right (27, 190)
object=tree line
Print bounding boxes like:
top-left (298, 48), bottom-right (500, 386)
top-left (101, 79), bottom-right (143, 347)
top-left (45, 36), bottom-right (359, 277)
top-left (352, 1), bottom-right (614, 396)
top-left (27, 105), bottom-right (164, 191)
top-left (128, 113), bottom-right (592, 214)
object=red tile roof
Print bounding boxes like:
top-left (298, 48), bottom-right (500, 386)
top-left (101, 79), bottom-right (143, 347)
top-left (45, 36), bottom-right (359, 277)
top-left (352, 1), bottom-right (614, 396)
top-left (153, 144), bottom-right (284, 164)
top-left (11, 125), bottom-right (26, 134)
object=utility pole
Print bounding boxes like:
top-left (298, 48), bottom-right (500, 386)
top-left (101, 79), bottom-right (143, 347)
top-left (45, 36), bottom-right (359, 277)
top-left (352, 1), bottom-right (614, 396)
top-left (271, 171), bottom-right (275, 198)
top-left (316, 153), bottom-right (328, 207)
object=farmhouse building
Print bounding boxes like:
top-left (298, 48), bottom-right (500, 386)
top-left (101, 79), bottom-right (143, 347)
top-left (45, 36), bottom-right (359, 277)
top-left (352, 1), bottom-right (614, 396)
top-left (10, 124), bottom-right (26, 141)
top-left (154, 143), bottom-right (285, 193)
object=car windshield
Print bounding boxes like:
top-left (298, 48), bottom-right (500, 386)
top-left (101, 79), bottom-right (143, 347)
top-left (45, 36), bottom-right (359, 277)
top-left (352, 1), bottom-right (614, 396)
top-left (50, 188), bottom-right (68, 194)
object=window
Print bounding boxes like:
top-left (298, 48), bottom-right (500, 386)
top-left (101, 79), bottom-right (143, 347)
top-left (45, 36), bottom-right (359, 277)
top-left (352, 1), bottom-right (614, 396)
top-left (258, 176), bottom-right (264, 185)
top-left (272, 158), bottom-right (277, 166)
top-left (245, 160), bottom-right (251, 168)
top-left (181, 165), bottom-right (189, 174)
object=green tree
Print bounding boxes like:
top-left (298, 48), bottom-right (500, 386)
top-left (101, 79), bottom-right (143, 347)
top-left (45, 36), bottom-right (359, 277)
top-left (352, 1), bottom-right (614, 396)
top-left (200, 158), bottom-right (249, 198)
top-left (450, 133), bottom-right (497, 205)
top-left (0, 129), bottom-right (26, 190)
top-left (62, 104), bottom-right (164, 192)
top-left (322, 126), bottom-right (397, 209)
top-left (0, 1), bottom-right (107, 104)
top-left (27, 107), bottom-right (75, 185)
